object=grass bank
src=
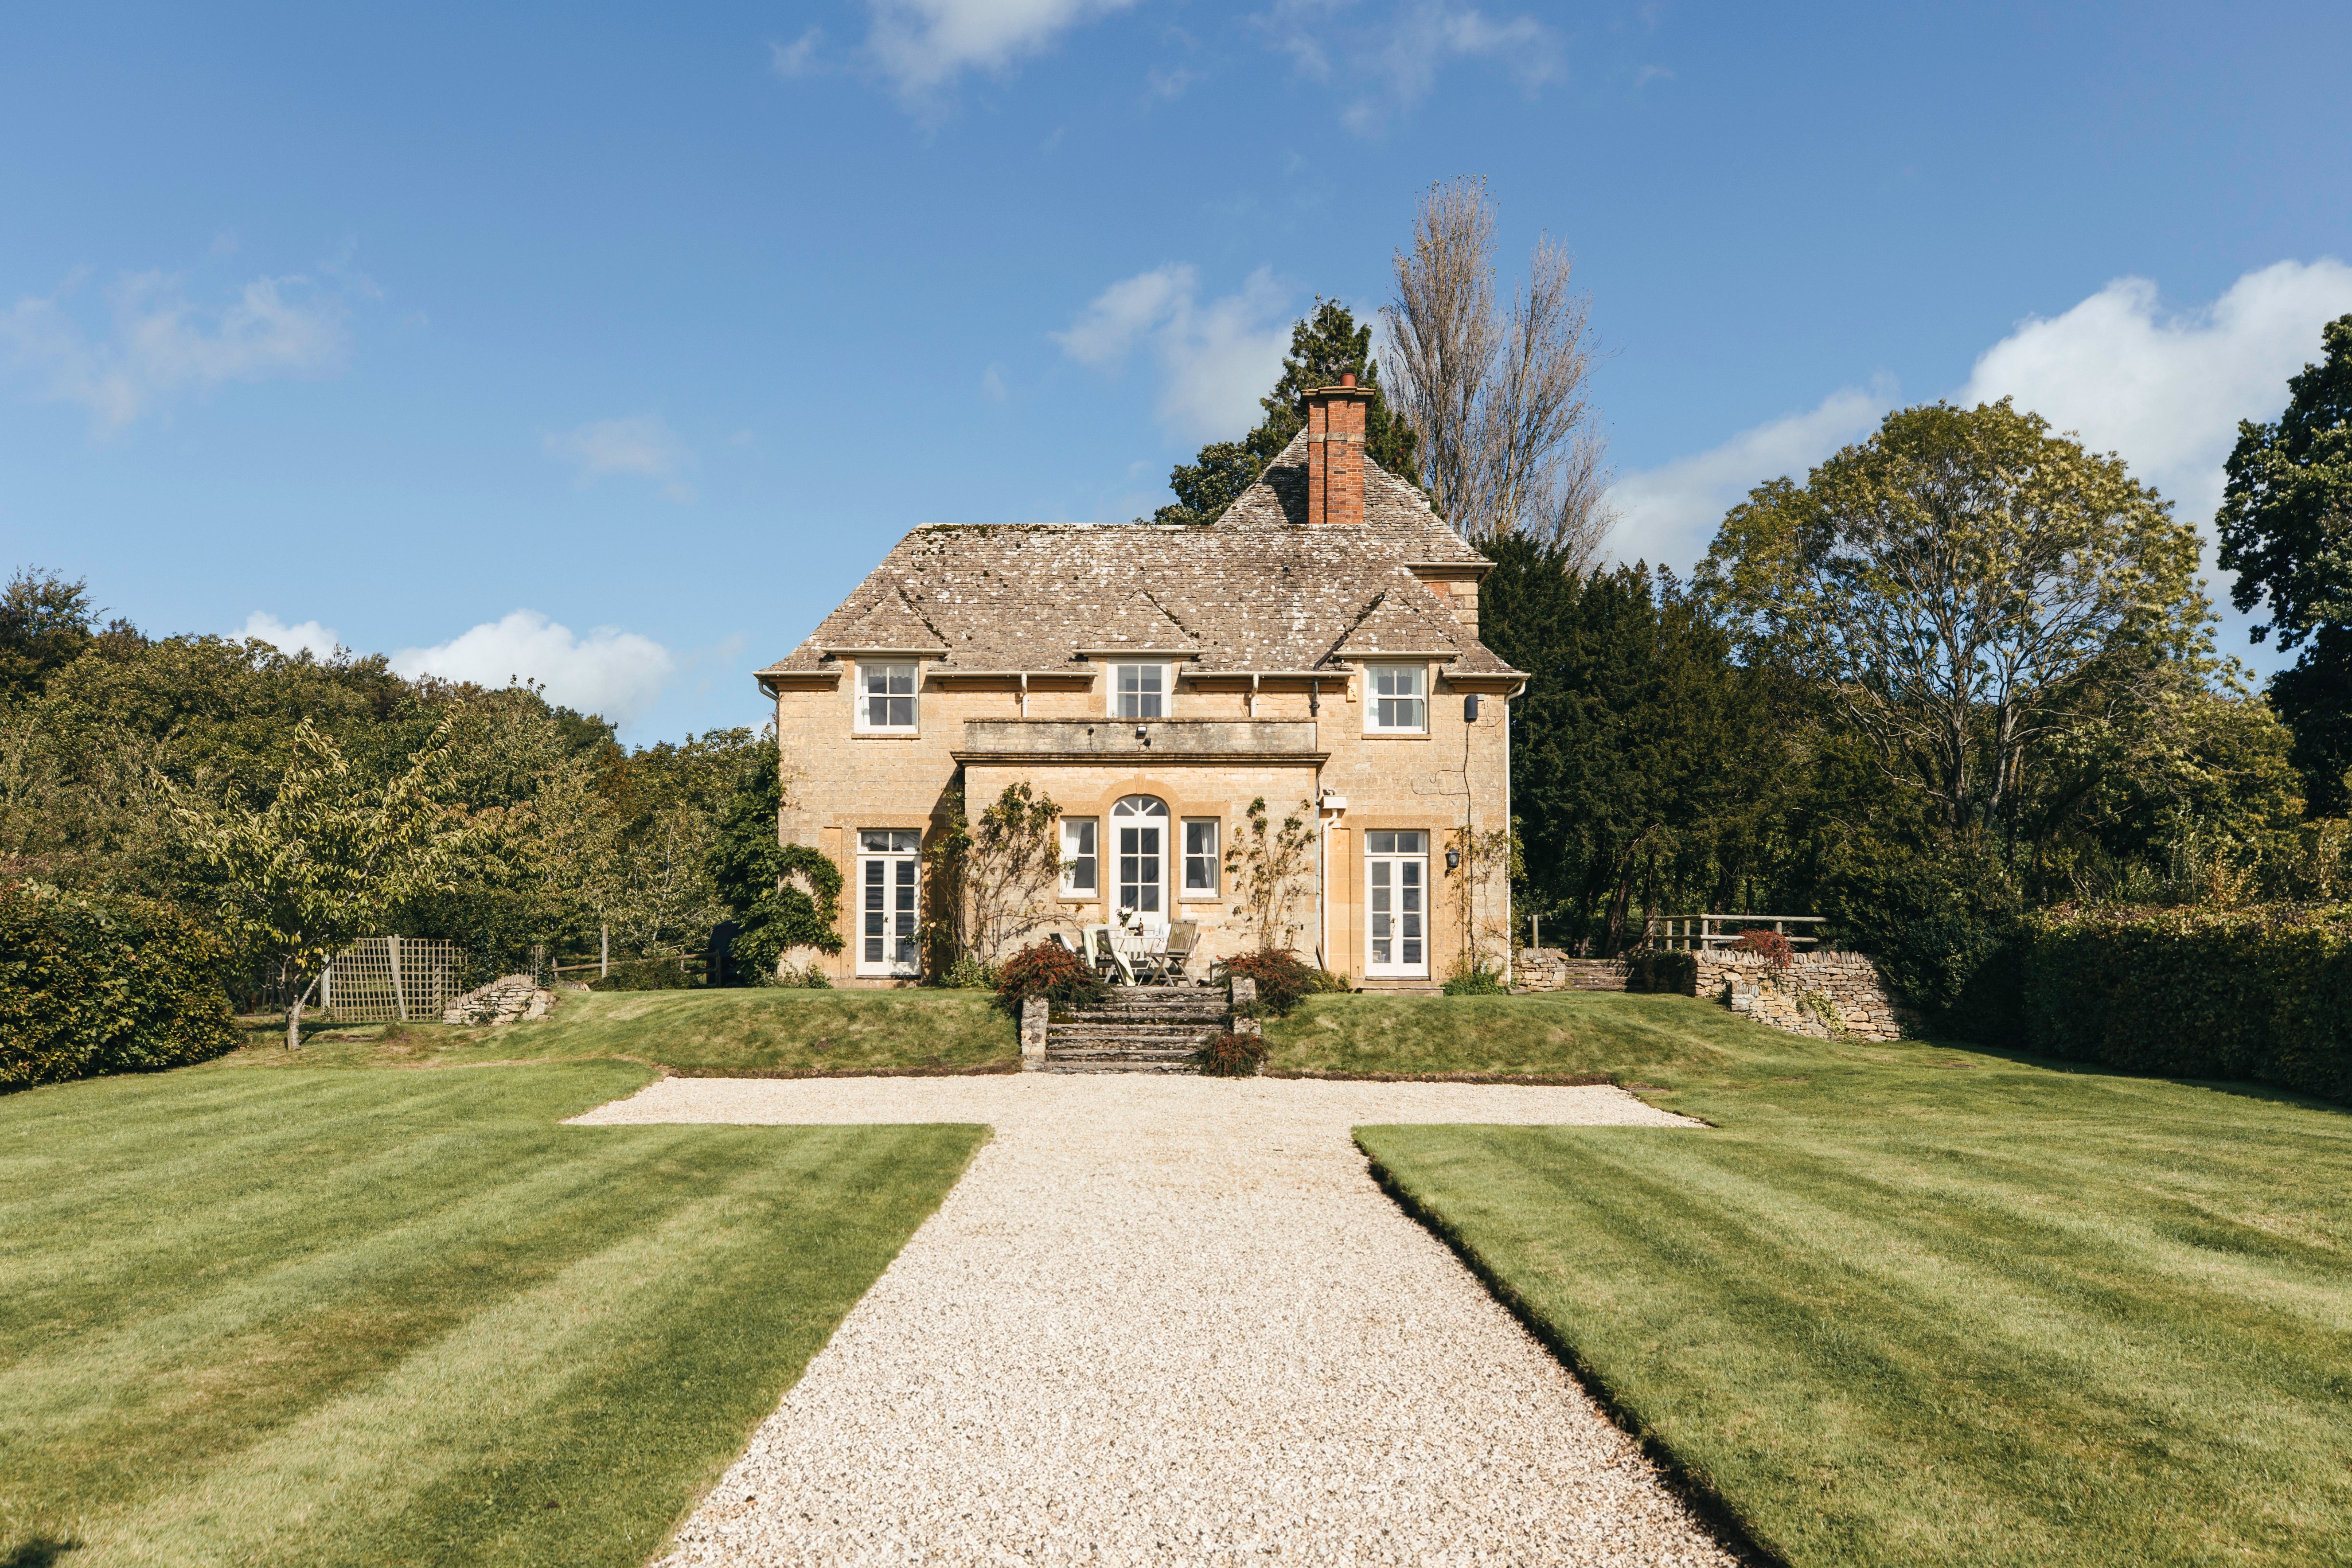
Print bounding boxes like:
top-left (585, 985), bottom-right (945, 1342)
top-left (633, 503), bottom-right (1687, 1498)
top-left (1338, 993), bottom-right (2352, 1568)
top-left (218, 987), bottom-right (1016, 1077)
top-left (0, 1062), bottom-right (984, 1568)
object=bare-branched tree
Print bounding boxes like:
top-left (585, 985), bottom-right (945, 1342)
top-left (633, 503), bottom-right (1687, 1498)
top-left (1382, 178), bottom-right (1614, 569)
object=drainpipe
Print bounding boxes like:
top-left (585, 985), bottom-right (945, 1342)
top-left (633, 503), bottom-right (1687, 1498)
top-left (1502, 688), bottom-right (1513, 988)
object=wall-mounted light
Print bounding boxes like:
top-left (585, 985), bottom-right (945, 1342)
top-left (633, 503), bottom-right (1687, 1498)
top-left (1463, 694), bottom-right (1480, 722)
top-left (1445, 849), bottom-right (1461, 871)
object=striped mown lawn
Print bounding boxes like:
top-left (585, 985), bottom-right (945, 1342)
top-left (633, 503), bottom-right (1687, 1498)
top-left (1356, 1006), bottom-right (2352, 1568)
top-left (0, 1061), bottom-right (983, 1568)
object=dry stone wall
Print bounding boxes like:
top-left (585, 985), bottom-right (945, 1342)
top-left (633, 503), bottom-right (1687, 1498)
top-left (1514, 949), bottom-right (1630, 992)
top-left (1689, 949), bottom-right (1912, 1041)
top-left (442, 975), bottom-right (554, 1026)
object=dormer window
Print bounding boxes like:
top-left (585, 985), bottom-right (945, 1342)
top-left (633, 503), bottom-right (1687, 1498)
top-left (856, 661), bottom-right (918, 732)
top-left (1367, 663), bottom-right (1428, 733)
top-left (1112, 663), bottom-right (1166, 719)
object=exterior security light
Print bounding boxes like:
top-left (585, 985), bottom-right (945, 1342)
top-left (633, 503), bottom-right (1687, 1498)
top-left (1445, 849), bottom-right (1461, 871)
top-left (1135, 725), bottom-right (1148, 740)
top-left (1463, 694), bottom-right (1480, 722)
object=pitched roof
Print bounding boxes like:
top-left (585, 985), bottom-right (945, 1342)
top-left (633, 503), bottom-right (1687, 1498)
top-left (760, 434), bottom-right (1523, 681)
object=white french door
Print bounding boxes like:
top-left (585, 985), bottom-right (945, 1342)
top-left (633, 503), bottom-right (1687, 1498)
top-left (1365, 831), bottom-right (1428, 977)
top-left (857, 829), bottom-right (921, 976)
top-left (1111, 794), bottom-right (1167, 917)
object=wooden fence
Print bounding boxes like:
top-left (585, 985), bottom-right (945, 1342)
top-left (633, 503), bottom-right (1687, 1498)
top-left (1646, 914), bottom-right (1826, 952)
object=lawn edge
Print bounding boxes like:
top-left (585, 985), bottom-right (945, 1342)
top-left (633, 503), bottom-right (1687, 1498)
top-left (1354, 1134), bottom-right (1782, 1568)
top-left (663, 1060), bottom-right (1021, 1080)
top-left (1266, 1068), bottom-right (1618, 1086)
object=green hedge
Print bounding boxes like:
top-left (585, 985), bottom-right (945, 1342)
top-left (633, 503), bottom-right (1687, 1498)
top-left (0, 883), bottom-right (239, 1091)
top-left (2018, 905), bottom-right (2352, 1102)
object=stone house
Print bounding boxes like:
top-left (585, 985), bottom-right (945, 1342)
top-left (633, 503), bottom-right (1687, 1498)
top-left (756, 378), bottom-right (1526, 989)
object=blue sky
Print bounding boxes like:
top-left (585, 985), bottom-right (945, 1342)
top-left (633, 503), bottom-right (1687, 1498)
top-left (4, 1), bottom-right (2349, 741)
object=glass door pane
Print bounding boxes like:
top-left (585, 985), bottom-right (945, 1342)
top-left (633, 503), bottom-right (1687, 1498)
top-left (1118, 824), bottom-right (1162, 914)
top-left (1365, 847), bottom-right (1428, 976)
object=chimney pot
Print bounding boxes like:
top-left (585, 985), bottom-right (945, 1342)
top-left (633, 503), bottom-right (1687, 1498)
top-left (1341, 371), bottom-right (1356, 387)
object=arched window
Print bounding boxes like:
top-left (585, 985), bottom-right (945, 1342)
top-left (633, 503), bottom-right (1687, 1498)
top-left (1110, 795), bottom-right (1168, 915)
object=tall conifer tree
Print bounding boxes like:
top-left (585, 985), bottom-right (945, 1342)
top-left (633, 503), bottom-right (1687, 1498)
top-left (1152, 300), bottom-right (1420, 525)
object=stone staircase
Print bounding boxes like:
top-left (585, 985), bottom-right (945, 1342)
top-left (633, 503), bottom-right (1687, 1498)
top-left (1044, 987), bottom-right (1230, 1074)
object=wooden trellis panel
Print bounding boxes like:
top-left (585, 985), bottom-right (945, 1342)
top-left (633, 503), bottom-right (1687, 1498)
top-left (316, 937), bottom-right (465, 1023)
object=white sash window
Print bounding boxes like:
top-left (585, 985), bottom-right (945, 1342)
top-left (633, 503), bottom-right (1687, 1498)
top-left (1366, 664), bottom-right (1428, 733)
top-left (856, 662), bottom-right (918, 732)
top-left (1112, 663), bottom-right (1166, 719)
top-left (1061, 818), bottom-right (1098, 895)
top-left (1182, 818), bottom-right (1219, 897)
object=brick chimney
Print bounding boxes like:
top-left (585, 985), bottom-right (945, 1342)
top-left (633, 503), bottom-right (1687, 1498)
top-left (1300, 372), bottom-right (1376, 527)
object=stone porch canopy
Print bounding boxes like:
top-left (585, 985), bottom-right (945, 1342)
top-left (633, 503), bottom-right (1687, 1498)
top-left (756, 415), bottom-right (1529, 696)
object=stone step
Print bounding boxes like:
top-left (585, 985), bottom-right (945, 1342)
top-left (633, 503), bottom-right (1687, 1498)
top-left (1042, 1060), bottom-right (1199, 1074)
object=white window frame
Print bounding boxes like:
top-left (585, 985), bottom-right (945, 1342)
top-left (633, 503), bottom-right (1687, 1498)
top-left (1181, 818), bottom-right (1219, 898)
top-left (854, 660), bottom-right (920, 733)
top-left (1366, 663), bottom-right (1428, 733)
top-left (1060, 818), bottom-right (1099, 897)
top-left (1109, 662), bottom-right (1168, 720)
top-left (1110, 794), bottom-right (1168, 917)
top-left (1364, 830), bottom-right (1429, 977)
top-left (855, 829), bottom-right (923, 976)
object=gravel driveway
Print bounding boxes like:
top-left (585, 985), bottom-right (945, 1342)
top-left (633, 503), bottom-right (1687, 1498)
top-left (571, 1074), bottom-right (1735, 1566)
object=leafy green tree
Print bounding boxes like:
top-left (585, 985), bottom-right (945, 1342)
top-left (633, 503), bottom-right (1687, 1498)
top-left (182, 716), bottom-right (477, 1048)
top-left (2217, 312), bottom-right (2352, 813)
top-left (708, 737), bottom-right (842, 983)
top-left (1697, 400), bottom-right (2208, 850)
top-left (1153, 300), bottom-right (1419, 524)
top-left (0, 569), bottom-right (132, 703)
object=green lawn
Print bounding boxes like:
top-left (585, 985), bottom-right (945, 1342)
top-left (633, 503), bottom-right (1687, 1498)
top-left (218, 987), bottom-right (1017, 1077)
top-left (0, 1061), bottom-right (984, 1568)
top-left (1330, 992), bottom-right (2352, 1568)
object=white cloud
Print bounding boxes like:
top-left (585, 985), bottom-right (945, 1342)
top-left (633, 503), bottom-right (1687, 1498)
top-left (1053, 263), bottom-right (1291, 441)
top-left (236, 612), bottom-right (345, 661)
top-left (1256, 0), bottom-right (1560, 133)
top-left (543, 413), bottom-right (696, 502)
top-left (866, 0), bottom-right (1142, 97)
top-left (771, 26), bottom-right (824, 75)
top-left (1958, 259), bottom-right (2352, 529)
top-left (1606, 386), bottom-right (1891, 570)
top-left (981, 363), bottom-right (1009, 402)
top-left (392, 611), bottom-right (679, 725)
top-left (1, 271), bottom-right (348, 430)
top-left (1605, 258), bottom-right (2352, 578)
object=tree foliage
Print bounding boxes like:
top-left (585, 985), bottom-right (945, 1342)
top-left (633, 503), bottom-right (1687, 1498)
top-left (1696, 400), bottom-right (2209, 846)
top-left (2217, 312), bottom-right (2352, 813)
top-left (181, 716), bottom-right (478, 1047)
top-left (1383, 178), bottom-right (1612, 564)
top-left (1478, 536), bottom-right (1788, 956)
top-left (1153, 300), bottom-right (1419, 525)
top-left (708, 737), bottom-right (843, 984)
